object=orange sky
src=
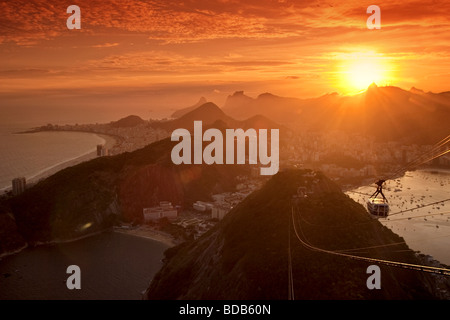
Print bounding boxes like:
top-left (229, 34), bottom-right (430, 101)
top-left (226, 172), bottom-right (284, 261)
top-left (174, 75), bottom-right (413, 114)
top-left (1, 0), bottom-right (450, 121)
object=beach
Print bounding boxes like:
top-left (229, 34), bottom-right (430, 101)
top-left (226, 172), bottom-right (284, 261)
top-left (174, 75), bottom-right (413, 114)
top-left (25, 133), bottom-right (117, 187)
top-left (114, 225), bottom-right (177, 247)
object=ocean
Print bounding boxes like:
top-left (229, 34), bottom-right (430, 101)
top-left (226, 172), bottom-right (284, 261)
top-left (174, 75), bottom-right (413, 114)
top-left (347, 169), bottom-right (450, 265)
top-left (0, 119), bottom-right (169, 300)
top-left (0, 123), bottom-right (106, 191)
top-left (0, 119), bottom-right (448, 299)
top-left (0, 232), bottom-right (168, 300)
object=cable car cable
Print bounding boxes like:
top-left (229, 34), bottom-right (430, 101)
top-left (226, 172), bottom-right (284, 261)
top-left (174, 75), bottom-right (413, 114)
top-left (291, 203), bottom-right (450, 276)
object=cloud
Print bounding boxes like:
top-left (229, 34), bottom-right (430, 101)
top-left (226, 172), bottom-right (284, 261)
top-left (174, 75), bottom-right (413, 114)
top-left (91, 42), bottom-right (119, 48)
top-left (1, 0), bottom-right (449, 98)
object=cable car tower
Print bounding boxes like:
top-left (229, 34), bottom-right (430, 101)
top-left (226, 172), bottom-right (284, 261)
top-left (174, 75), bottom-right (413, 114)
top-left (367, 179), bottom-right (389, 218)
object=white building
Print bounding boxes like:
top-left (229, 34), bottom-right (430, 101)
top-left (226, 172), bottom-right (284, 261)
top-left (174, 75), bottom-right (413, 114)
top-left (193, 201), bottom-right (213, 212)
top-left (143, 201), bottom-right (177, 222)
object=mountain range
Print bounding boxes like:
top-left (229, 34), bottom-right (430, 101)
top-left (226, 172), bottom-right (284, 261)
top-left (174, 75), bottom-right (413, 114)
top-left (171, 97), bottom-right (208, 119)
top-left (170, 85), bottom-right (450, 145)
top-left (152, 101), bottom-right (288, 137)
top-left (0, 84), bottom-right (449, 299)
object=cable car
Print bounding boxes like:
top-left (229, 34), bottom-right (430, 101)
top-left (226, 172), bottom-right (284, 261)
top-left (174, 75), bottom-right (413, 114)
top-left (367, 179), bottom-right (390, 217)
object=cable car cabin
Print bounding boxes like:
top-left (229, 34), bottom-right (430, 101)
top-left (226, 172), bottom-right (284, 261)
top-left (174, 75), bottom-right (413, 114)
top-left (367, 198), bottom-right (389, 217)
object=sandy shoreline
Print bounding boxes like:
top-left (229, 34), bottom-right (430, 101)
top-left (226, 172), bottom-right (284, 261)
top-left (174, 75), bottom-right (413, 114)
top-left (1, 132), bottom-right (117, 191)
top-left (113, 226), bottom-right (177, 247)
top-left (29, 133), bottom-right (117, 184)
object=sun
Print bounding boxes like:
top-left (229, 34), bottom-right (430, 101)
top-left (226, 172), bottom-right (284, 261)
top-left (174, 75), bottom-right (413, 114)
top-left (337, 51), bottom-right (392, 94)
top-left (347, 61), bottom-right (384, 90)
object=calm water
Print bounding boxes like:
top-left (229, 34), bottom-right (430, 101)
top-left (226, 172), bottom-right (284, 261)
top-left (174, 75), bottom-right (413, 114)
top-left (0, 232), bottom-right (168, 300)
top-left (0, 124), bottom-right (105, 191)
top-left (347, 169), bottom-right (450, 265)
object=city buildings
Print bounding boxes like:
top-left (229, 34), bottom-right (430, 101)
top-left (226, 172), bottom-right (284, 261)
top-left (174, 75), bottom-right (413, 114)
top-left (211, 204), bottom-right (233, 220)
top-left (97, 144), bottom-right (109, 156)
top-left (143, 201), bottom-right (178, 222)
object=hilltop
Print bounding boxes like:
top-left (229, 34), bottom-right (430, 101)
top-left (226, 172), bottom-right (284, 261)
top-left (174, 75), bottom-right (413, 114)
top-left (110, 115), bottom-right (145, 128)
top-left (171, 97), bottom-right (208, 118)
top-left (153, 102), bottom-right (238, 132)
top-left (145, 169), bottom-right (449, 299)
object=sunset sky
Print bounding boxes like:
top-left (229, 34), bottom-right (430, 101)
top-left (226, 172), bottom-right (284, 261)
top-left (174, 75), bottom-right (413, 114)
top-left (1, 0), bottom-right (450, 122)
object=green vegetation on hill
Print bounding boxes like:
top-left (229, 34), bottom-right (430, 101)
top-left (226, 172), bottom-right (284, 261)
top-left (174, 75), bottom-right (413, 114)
top-left (146, 169), bottom-right (441, 299)
top-left (2, 138), bottom-right (247, 246)
top-left (0, 211), bottom-right (26, 255)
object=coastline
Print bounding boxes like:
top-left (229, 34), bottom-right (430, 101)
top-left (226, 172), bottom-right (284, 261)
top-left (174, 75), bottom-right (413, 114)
top-left (0, 225), bottom-right (176, 261)
top-left (27, 133), bottom-right (117, 185)
top-left (1, 132), bottom-right (117, 192)
top-left (0, 243), bottom-right (28, 260)
top-left (0, 229), bottom-right (109, 260)
top-left (113, 225), bottom-right (177, 247)
top-left (347, 169), bottom-right (450, 266)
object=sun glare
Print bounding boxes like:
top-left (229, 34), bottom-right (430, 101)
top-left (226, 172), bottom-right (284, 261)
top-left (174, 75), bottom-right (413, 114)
top-left (337, 52), bottom-right (392, 94)
top-left (347, 61), bottom-right (384, 89)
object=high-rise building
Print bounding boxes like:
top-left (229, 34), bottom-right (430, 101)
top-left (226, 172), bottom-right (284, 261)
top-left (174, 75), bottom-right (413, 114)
top-left (12, 177), bottom-right (26, 196)
top-left (97, 144), bottom-right (109, 156)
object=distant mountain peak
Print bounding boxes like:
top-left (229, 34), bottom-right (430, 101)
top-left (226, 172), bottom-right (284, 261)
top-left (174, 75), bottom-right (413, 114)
top-left (197, 96), bottom-right (207, 104)
top-left (368, 82), bottom-right (378, 90)
top-left (171, 97), bottom-right (209, 118)
top-left (153, 101), bottom-right (234, 132)
top-left (111, 115), bottom-right (145, 128)
top-left (178, 101), bottom-right (227, 121)
top-left (227, 91), bottom-right (253, 100)
top-left (223, 91), bottom-right (254, 113)
top-left (410, 87), bottom-right (425, 94)
top-left (230, 91), bottom-right (247, 97)
top-left (257, 92), bottom-right (279, 99)
top-left (192, 101), bottom-right (223, 113)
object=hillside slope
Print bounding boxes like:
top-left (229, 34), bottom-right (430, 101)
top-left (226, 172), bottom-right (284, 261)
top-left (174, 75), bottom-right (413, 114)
top-left (146, 169), bottom-right (446, 299)
top-left (5, 138), bottom-right (248, 245)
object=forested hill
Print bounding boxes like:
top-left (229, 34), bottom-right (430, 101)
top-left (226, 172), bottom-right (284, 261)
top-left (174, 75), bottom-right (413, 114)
top-left (1, 137), bottom-right (247, 246)
top-left (146, 169), bottom-right (447, 299)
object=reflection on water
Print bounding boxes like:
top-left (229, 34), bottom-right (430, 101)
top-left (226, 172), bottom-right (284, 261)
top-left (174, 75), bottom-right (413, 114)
top-left (348, 169), bottom-right (450, 265)
top-left (0, 232), bottom-right (168, 300)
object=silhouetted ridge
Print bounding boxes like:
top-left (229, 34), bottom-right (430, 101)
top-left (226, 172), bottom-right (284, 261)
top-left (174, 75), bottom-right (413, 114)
top-left (221, 86), bottom-right (450, 144)
top-left (111, 115), bottom-right (145, 127)
top-left (145, 169), bottom-right (443, 300)
top-left (5, 137), bottom-right (248, 244)
top-left (171, 97), bottom-right (208, 118)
